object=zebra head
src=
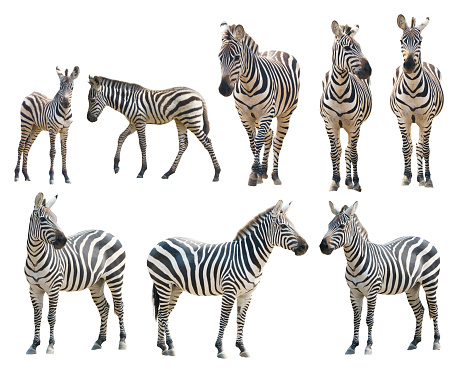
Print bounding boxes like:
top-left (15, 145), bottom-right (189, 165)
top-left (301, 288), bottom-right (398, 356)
top-left (331, 21), bottom-right (371, 80)
top-left (56, 66), bottom-right (79, 109)
top-left (320, 201), bottom-right (359, 255)
top-left (397, 15), bottom-right (429, 74)
top-left (218, 22), bottom-right (244, 97)
top-left (269, 201), bottom-right (308, 256)
top-left (30, 193), bottom-right (67, 250)
top-left (87, 76), bottom-right (107, 122)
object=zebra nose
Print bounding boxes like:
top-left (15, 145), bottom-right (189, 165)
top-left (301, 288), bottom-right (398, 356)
top-left (319, 238), bottom-right (331, 254)
top-left (219, 79), bottom-right (233, 97)
top-left (87, 112), bottom-right (97, 122)
top-left (404, 55), bottom-right (415, 72)
top-left (62, 98), bottom-right (70, 108)
top-left (54, 231), bottom-right (67, 249)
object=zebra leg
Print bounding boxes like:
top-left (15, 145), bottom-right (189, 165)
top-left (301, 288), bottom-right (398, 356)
top-left (107, 276), bottom-right (127, 350)
top-left (48, 131), bottom-right (57, 185)
top-left (163, 285), bottom-right (183, 356)
top-left (349, 132), bottom-right (361, 192)
top-left (326, 123), bottom-right (342, 191)
top-left (346, 289), bottom-right (363, 355)
top-left (271, 114), bottom-right (291, 185)
top-left (162, 121), bottom-right (188, 179)
top-left (46, 290), bottom-right (60, 354)
top-left (215, 291), bottom-right (236, 358)
top-left (344, 142), bottom-right (353, 190)
top-left (406, 283), bottom-right (424, 350)
top-left (155, 284), bottom-right (172, 355)
top-left (187, 124), bottom-right (221, 182)
top-left (135, 124), bottom-right (148, 178)
top-left (416, 135), bottom-right (425, 186)
top-left (235, 293), bottom-right (252, 357)
top-left (420, 123), bottom-right (433, 188)
top-left (60, 129), bottom-right (71, 183)
top-left (15, 121), bottom-right (33, 181)
top-left (424, 281), bottom-right (440, 350)
top-left (399, 121), bottom-right (413, 186)
top-left (240, 115), bottom-right (256, 156)
top-left (248, 115), bottom-right (273, 186)
top-left (114, 123), bottom-right (136, 174)
top-left (27, 287), bottom-right (44, 354)
top-left (260, 128), bottom-right (274, 182)
top-left (364, 293), bottom-right (378, 355)
top-left (89, 279), bottom-right (110, 350)
top-left (21, 126), bottom-right (41, 182)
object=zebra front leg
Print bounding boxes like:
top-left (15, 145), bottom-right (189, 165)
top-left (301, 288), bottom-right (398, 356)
top-left (20, 126), bottom-right (41, 182)
top-left (155, 284), bottom-right (173, 355)
top-left (107, 277), bottom-right (127, 350)
top-left (271, 115), bottom-right (291, 185)
top-left (46, 290), bottom-right (60, 354)
top-left (349, 134), bottom-right (361, 192)
top-left (260, 128), bottom-right (273, 182)
top-left (399, 121), bottom-right (413, 186)
top-left (326, 123), bottom-right (342, 191)
top-left (135, 124), bottom-right (148, 178)
top-left (48, 131), bottom-right (57, 185)
top-left (114, 123), bottom-right (136, 174)
top-left (424, 282), bottom-right (440, 350)
top-left (60, 129), bottom-right (71, 183)
top-left (346, 289), bottom-right (363, 355)
top-left (406, 283), bottom-right (424, 350)
top-left (162, 121), bottom-right (188, 180)
top-left (89, 280), bottom-right (110, 350)
top-left (416, 136), bottom-right (425, 186)
top-left (215, 291), bottom-right (236, 358)
top-left (235, 293), bottom-right (252, 357)
top-left (420, 123), bottom-right (433, 188)
top-left (15, 122), bottom-right (33, 181)
top-left (27, 287), bottom-right (44, 354)
top-left (248, 116), bottom-right (272, 186)
top-left (364, 293), bottom-right (378, 355)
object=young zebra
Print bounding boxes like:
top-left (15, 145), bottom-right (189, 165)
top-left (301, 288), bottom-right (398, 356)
top-left (25, 193), bottom-right (127, 354)
top-left (87, 76), bottom-right (221, 181)
top-left (15, 67), bottom-right (79, 184)
top-left (320, 22), bottom-right (372, 192)
top-left (218, 23), bottom-right (300, 186)
top-left (147, 201), bottom-right (308, 358)
top-left (390, 15), bottom-right (444, 188)
top-left (320, 201), bottom-right (440, 354)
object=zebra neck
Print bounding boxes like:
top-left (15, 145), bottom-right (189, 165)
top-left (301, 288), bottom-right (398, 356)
top-left (27, 238), bottom-right (54, 264)
top-left (343, 228), bottom-right (371, 269)
top-left (238, 44), bottom-right (261, 93)
top-left (103, 83), bottom-right (138, 115)
top-left (235, 226), bottom-right (274, 273)
top-left (330, 65), bottom-right (351, 95)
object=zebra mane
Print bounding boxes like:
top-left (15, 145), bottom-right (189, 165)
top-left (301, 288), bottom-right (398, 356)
top-left (354, 215), bottom-right (369, 240)
top-left (97, 76), bottom-right (145, 92)
top-left (341, 25), bottom-right (353, 36)
top-left (234, 205), bottom-right (274, 240)
top-left (226, 25), bottom-right (260, 54)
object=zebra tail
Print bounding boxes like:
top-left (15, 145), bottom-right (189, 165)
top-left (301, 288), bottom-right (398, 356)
top-left (202, 99), bottom-right (210, 135)
top-left (152, 284), bottom-right (159, 321)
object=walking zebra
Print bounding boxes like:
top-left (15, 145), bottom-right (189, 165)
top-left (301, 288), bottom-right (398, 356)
top-left (15, 67), bottom-right (79, 184)
top-left (25, 193), bottom-right (127, 354)
top-left (87, 76), bottom-right (221, 181)
top-left (320, 22), bottom-right (372, 192)
top-left (390, 15), bottom-right (444, 188)
top-left (218, 23), bottom-right (300, 186)
top-left (320, 201), bottom-right (440, 354)
top-left (147, 200), bottom-right (308, 358)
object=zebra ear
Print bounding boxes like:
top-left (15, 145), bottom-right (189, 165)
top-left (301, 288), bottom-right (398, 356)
top-left (331, 21), bottom-right (342, 37)
top-left (272, 200), bottom-right (283, 218)
top-left (234, 24), bottom-right (245, 42)
top-left (56, 66), bottom-right (64, 78)
top-left (417, 17), bottom-right (429, 32)
top-left (70, 66), bottom-right (80, 80)
top-left (344, 201), bottom-right (358, 216)
top-left (397, 14), bottom-right (407, 30)
top-left (46, 195), bottom-right (58, 209)
top-left (34, 192), bottom-right (45, 208)
top-left (220, 22), bottom-right (228, 36)
top-left (349, 25), bottom-right (359, 37)
top-left (329, 201), bottom-right (339, 215)
top-left (281, 201), bottom-right (292, 214)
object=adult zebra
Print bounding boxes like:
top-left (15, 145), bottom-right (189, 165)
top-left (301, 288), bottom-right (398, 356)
top-left (147, 200), bottom-right (308, 358)
top-left (87, 76), bottom-right (221, 181)
top-left (320, 201), bottom-right (440, 354)
top-left (25, 193), bottom-right (127, 354)
top-left (218, 23), bottom-right (300, 186)
top-left (320, 22), bottom-right (372, 192)
top-left (15, 66), bottom-right (79, 184)
top-left (390, 15), bottom-right (444, 188)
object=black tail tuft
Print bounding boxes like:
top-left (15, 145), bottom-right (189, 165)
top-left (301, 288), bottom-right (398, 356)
top-left (152, 285), bottom-right (159, 321)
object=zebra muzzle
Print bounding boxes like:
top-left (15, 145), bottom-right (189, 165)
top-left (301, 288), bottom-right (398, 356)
top-left (319, 238), bottom-right (333, 255)
top-left (53, 230), bottom-right (67, 249)
top-left (218, 78), bottom-right (233, 97)
top-left (294, 239), bottom-right (308, 256)
top-left (87, 112), bottom-right (98, 122)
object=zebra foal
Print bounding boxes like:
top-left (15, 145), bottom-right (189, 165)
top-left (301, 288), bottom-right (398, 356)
top-left (25, 193), bottom-right (127, 354)
top-left (390, 15), bottom-right (444, 187)
top-left (87, 76), bottom-right (221, 181)
top-left (15, 66), bottom-right (79, 184)
top-left (320, 201), bottom-right (440, 354)
top-left (320, 22), bottom-right (372, 192)
top-left (147, 201), bottom-right (308, 358)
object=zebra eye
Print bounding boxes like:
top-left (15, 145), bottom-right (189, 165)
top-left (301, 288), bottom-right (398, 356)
top-left (280, 223), bottom-right (288, 229)
top-left (339, 224), bottom-right (345, 229)
top-left (344, 46), bottom-right (351, 51)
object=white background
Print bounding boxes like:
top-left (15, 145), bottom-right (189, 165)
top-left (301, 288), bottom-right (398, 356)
top-left (1, 0), bottom-right (455, 375)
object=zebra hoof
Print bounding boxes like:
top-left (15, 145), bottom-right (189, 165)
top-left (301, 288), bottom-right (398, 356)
top-left (239, 351), bottom-right (250, 358)
top-left (212, 176), bottom-right (219, 182)
top-left (65, 179), bottom-right (71, 184)
top-left (425, 180), bottom-right (433, 188)
top-left (347, 183), bottom-right (354, 189)
top-left (353, 184), bottom-right (362, 192)
top-left (118, 341), bottom-right (127, 350)
top-left (345, 347), bottom-right (355, 355)
top-left (114, 168), bottom-right (120, 174)
top-left (257, 177), bottom-right (263, 184)
top-left (137, 174), bottom-right (144, 179)
top-left (161, 174), bottom-right (169, 179)
top-left (91, 342), bottom-right (102, 350)
top-left (162, 349), bottom-right (175, 356)
top-left (433, 342), bottom-right (441, 350)
top-left (46, 346), bottom-right (54, 354)
top-left (217, 352), bottom-right (227, 359)
top-left (329, 182), bottom-right (339, 191)
top-left (248, 176), bottom-right (258, 186)
top-left (49, 180), bottom-right (54, 185)
top-left (273, 178), bottom-right (282, 185)
top-left (364, 347), bottom-right (372, 355)
top-left (262, 173), bottom-right (268, 179)
top-left (418, 179), bottom-right (425, 187)
top-left (14, 177), bottom-right (19, 182)
top-left (401, 176), bottom-right (411, 186)
top-left (407, 342), bottom-right (417, 350)
top-left (26, 347), bottom-right (37, 355)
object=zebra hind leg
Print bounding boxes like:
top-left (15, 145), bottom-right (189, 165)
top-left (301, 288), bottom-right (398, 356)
top-left (162, 285), bottom-right (183, 356)
top-left (107, 277), bottom-right (127, 350)
top-left (215, 291), bottom-right (236, 358)
top-left (326, 125), bottom-right (342, 191)
top-left (424, 282), bottom-right (440, 350)
top-left (89, 280), bottom-right (110, 350)
top-left (162, 121), bottom-right (188, 180)
top-left (154, 284), bottom-right (174, 355)
top-left (260, 129), bottom-right (273, 182)
top-left (235, 293), bottom-right (252, 357)
top-left (406, 284), bottom-right (424, 350)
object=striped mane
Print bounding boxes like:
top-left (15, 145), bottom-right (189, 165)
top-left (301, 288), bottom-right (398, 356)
top-left (97, 76), bottom-right (144, 92)
top-left (234, 205), bottom-right (273, 240)
top-left (354, 215), bottom-right (369, 240)
top-left (226, 25), bottom-right (260, 54)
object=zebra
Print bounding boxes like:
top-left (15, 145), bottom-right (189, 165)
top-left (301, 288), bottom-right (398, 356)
top-left (87, 76), bottom-right (221, 181)
top-left (320, 22), bottom-right (372, 192)
top-left (25, 192), bottom-right (127, 354)
top-left (147, 200), bottom-right (308, 358)
top-left (218, 22), bottom-right (300, 186)
top-left (319, 201), bottom-right (440, 354)
top-left (15, 66), bottom-right (79, 184)
top-left (390, 15), bottom-right (444, 188)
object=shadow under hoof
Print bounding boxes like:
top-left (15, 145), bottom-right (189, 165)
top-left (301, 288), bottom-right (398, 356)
top-left (26, 347), bottom-right (37, 355)
top-left (217, 352), bottom-right (227, 359)
top-left (239, 351), bottom-right (250, 358)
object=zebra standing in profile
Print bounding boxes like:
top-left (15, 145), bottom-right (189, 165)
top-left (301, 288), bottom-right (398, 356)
top-left (320, 22), bottom-right (372, 192)
top-left (25, 193), bottom-right (127, 354)
top-left (15, 66), bottom-right (79, 184)
top-left (390, 15), bottom-right (444, 188)
top-left (147, 201), bottom-right (308, 358)
top-left (320, 201), bottom-right (440, 354)
top-left (87, 76), bottom-right (221, 181)
top-left (218, 23), bottom-right (300, 186)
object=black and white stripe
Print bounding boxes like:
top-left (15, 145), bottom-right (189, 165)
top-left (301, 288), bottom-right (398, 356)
top-left (15, 66), bottom-right (79, 184)
top-left (320, 22), bottom-right (372, 192)
top-left (320, 201), bottom-right (440, 354)
top-left (218, 23), bottom-right (300, 186)
top-left (87, 76), bottom-right (221, 181)
top-left (24, 193), bottom-right (126, 354)
top-left (147, 201), bottom-right (307, 358)
top-left (390, 15), bottom-right (444, 188)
